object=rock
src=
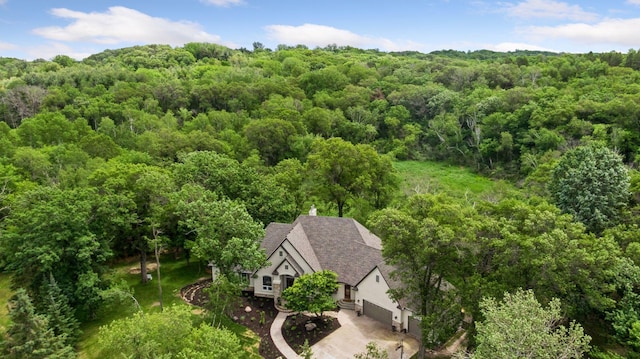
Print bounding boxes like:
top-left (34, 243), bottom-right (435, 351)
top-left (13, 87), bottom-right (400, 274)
top-left (305, 322), bottom-right (317, 331)
top-left (245, 306), bottom-right (252, 313)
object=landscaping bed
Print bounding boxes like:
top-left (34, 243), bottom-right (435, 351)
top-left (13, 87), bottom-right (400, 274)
top-left (229, 293), bottom-right (282, 359)
top-left (281, 312), bottom-right (341, 354)
top-left (182, 282), bottom-right (342, 358)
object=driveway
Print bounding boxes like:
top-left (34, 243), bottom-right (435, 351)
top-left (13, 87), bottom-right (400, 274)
top-left (311, 310), bottom-right (419, 359)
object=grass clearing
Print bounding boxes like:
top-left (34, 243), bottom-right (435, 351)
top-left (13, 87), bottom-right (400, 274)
top-left (77, 256), bottom-right (251, 359)
top-left (0, 273), bottom-right (12, 331)
top-left (394, 161), bottom-right (513, 200)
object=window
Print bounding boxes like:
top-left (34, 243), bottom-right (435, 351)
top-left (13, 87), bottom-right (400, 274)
top-left (279, 251), bottom-right (283, 257)
top-left (285, 265), bottom-right (289, 270)
top-left (376, 275), bottom-right (380, 283)
top-left (240, 272), bottom-right (250, 285)
top-left (262, 276), bottom-right (273, 291)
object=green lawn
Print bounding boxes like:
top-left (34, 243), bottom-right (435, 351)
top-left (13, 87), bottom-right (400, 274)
top-left (77, 256), bottom-right (259, 359)
top-left (78, 256), bottom-right (209, 359)
top-left (394, 161), bottom-right (513, 200)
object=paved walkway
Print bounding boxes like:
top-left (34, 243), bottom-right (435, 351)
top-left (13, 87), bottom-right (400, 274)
top-left (270, 311), bottom-right (300, 359)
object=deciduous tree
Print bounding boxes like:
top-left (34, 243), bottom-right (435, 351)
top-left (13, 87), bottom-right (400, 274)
top-left (469, 289), bottom-right (590, 359)
top-left (281, 270), bottom-right (339, 318)
top-left (1, 85), bottom-right (47, 128)
top-left (306, 137), bottom-right (398, 217)
top-left (173, 151), bottom-right (296, 223)
top-left (354, 342), bottom-right (389, 359)
top-left (173, 185), bottom-right (267, 276)
top-left (89, 162), bottom-right (174, 284)
top-left (368, 194), bottom-right (476, 353)
top-left (97, 304), bottom-right (243, 359)
top-left (0, 187), bottom-right (111, 319)
top-left (244, 118), bottom-right (297, 166)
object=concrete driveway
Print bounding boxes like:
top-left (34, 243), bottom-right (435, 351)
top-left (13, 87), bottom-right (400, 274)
top-left (311, 310), bottom-right (419, 359)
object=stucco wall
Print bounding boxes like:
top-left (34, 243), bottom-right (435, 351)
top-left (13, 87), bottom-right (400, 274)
top-left (253, 239), bottom-right (314, 298)
top-left (333, 284), bottom-right (345, 301)
top-left (401, 308), bottom-right (415, 332)
top-left (355, 267), bottom-right (404, 329)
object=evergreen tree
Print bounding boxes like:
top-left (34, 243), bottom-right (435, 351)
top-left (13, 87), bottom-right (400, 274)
top-left (42, 274), bottom-right (81, 346)
top-left (549, 144), bottom-right (630, 234)
top-left (2, 289), bottom-right (75, 359)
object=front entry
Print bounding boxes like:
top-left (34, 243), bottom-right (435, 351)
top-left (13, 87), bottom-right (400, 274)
top-left (284, 276), bottom-right (295, 290)
top-left (344, 284), bottom-right (351, 301)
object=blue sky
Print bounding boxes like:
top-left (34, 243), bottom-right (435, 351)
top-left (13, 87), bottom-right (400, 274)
top-left (1, 0), bottom-right (640, 60)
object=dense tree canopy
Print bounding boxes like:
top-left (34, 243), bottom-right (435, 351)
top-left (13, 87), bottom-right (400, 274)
top-left (0, 187), bottom-right (110, 318)
top-left (368, 194), bottom-right (474, 350)
top-left (307, 137), bottom-right (398, 217)
top-left (173, 184), bottom-right (267, 276)
top-left (3, 43), bottom-right (640, 357)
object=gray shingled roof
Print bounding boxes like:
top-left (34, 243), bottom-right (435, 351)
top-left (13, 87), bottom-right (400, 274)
top-left (261, 222), bottom-right (293, 256)
top-left (261, 215), bottom-right (386, 286)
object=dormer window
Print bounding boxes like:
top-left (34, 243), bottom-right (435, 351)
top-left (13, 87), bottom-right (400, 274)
top-left (279, 250), bottom-right (283, 257)
top-left (376, 275), bottom-right (380, 283)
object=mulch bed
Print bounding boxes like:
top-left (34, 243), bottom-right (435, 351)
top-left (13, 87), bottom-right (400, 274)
top-left (281, 312), bottom-right (341, 354)
top-left (230, 292), bottom-right (282, 359)
top-left (181, 281), bottom-right (341, 359)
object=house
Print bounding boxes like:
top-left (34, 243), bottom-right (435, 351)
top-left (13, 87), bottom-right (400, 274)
top-left (243, 207), bottom-right (422, 338)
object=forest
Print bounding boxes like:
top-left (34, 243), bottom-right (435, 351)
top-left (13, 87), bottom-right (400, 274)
top-left (1, 42), bottom-right (640, 358)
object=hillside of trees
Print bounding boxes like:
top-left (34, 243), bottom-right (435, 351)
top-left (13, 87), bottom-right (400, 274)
top-left (2, 43), bottom-right (640, 357)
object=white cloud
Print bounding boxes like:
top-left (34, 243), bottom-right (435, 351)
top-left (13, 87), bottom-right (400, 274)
top-left (32, 6), bottom-right (222, 46)
top-left (0, 41), bottom-right (16, 51)
top-left (265, 23), bottom-right (424, 52)
top-left (266, 24), bottom-right (367, 48)
top-left (200, 0), bottom-right (244, 7)
top-left (627, 0), bottom-right (640, 5)
top-left (503, 0), bottom-right (599, 22)
top-left (27, 42), bottom-right (93, 60)
top-left (489, 42), bottom-right (558, 52)
top-left (523, 17), bottom-right (640, 46)
top-left (0, 0), bottom-right (7, 5)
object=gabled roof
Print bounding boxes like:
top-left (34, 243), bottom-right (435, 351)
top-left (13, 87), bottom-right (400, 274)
top-left (272, 256), bottom-right (304, 276)
top-left (262, 222), bottom-right (293, 256)
top-left (375, 262), bottom-right (410, 308)
top-left (261, 215), bottom-right (385, 286)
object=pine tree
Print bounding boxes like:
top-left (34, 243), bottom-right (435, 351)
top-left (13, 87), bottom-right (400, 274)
top-left (2, 288), bottom-right (76, 359)
top-left (43, 274), bottom-right (81, 346)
